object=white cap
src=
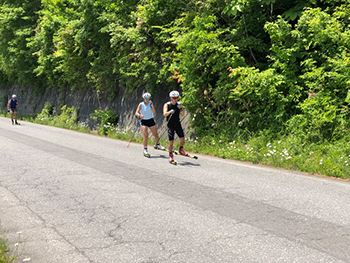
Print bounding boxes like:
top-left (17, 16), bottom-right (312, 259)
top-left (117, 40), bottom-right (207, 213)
top-left (142, 92), bottom-right (151, 100)
top-left (12, 94), bottom-right (17, 98)
top-left (169, 90), bottom-right (179, 98)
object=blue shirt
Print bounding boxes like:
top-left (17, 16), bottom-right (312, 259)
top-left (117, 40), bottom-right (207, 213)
top-left (9, 99), bottom-right (17, 109)
top-left (140, 102), bottom-right (154, 120)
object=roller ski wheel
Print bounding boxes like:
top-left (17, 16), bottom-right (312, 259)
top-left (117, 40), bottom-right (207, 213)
top-left (169, 159), bottom-right (177, 165)
top-left (143, 150), bottom-right (151, 158)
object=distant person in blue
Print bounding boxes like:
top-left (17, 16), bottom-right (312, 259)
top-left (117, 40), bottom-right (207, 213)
top-left (135, 92), bottom-right (165, 157)
top-left (7, 94), bottom-right (19, 125)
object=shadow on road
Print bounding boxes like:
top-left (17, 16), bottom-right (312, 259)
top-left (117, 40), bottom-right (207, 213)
top-left (150, 154), bottom-right (201, 166)
top-left (177, 161), bottom-right (200, 167)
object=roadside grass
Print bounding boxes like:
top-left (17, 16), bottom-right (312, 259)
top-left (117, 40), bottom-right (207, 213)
top-left (1, 109), bottom-right (349, 179)
top-left (184, 134), bottom-right (350, 179)
top-left (0, 224), bottom-right (29, 263)
top-left (0, 237), bottom-right (12, 263)
top-left (0, 228), bottom-right (23, 263)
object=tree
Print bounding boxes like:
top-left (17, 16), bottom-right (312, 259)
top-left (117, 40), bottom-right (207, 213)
top-left (0, 0), bottom-right (42, 86)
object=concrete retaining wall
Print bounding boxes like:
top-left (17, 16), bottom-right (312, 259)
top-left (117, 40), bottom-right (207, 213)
top-left (0, 85), bottom-right (191, 139)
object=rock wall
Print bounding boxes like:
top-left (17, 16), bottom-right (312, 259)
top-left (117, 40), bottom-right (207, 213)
top-left (0, 85), bottom-right (191, 139)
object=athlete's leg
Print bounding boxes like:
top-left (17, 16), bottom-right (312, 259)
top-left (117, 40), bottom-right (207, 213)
top-left (168, 127), bottom-right (175, 154)
top-left (149, 125), bottom-right (160, 143)
top-left (141, 125), bottom-right (149, 148)
top-left (179, 136), bottom-right (185, 147)
top-left (168, 140), bottom-right (174, 153)
top-left (176, 127), bottom-right (186, 155)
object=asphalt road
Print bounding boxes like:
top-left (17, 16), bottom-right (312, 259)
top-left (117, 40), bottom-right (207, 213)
top-left (0, 116), bottom-right (350, 263)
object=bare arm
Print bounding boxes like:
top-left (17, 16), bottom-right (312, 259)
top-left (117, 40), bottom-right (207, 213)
top-left (135, 103), bottom-right (142, 118)
top-left (150, 101), bottom-right (156, 114)
top-left (163, 103), bottom-right (172, 117)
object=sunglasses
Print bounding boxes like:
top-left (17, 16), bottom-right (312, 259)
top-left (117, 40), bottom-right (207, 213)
top-left (172, 97), bottom-right (179, 100)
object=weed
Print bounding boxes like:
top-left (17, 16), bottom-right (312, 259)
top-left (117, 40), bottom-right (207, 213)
top-left (0, 227), bottom-right (29, 263)
top-left (0, 237), bottom-right (12, 263)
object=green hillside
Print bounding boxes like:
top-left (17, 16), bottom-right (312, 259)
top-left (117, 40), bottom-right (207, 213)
top-left (1, 0), bottom-right (350, 178)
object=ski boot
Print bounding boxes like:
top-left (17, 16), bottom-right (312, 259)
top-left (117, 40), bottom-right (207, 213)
top-left (179, 147), bottom-right (188, 156)
top-left (154, 143), bottom-right (165, 150)
top-left (169, 153), bottom-right (177, 165)
top-left (143, 149), bottom-right (151, 158)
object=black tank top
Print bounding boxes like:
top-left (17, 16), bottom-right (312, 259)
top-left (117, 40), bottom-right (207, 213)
top-left (166, 102), bottom-right (181, 128)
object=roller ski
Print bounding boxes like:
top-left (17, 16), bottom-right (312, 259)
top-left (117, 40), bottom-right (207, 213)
top-left (11, 120), bottom-right (20, 125)
top-left (174, 148), bottom-right (198, 160)
top-left (169, 153), bottom-right (177, 165)
top-left (143, 149), bottom-right (151, 158)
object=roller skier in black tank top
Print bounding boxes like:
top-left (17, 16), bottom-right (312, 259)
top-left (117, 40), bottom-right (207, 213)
top-left (163, 90), bottom-right (188, 164)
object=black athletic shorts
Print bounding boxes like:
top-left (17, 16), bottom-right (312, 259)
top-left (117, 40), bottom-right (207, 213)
top-left (167, 126), bottom-right (184, 141)
top-left (141, 118), bottom-right (156, 127)
top-left (10, 108), bottom-right (17, 112)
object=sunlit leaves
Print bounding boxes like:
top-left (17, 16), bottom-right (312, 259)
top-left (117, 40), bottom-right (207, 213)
top-left (0, 0), bottom-right (41, 85)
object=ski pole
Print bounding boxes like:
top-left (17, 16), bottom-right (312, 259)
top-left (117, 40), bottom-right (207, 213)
top-left (127, 121), bottom-right (141, 148)
top-left (159, 113), bottom-right (173, 139)
top-left (166, 112), bottom-right (173, 126)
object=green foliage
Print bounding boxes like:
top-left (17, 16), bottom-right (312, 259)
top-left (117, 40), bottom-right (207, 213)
top-left (35, 101), bottom-right (54, 124)
top-left (185, 132), bottom-right (350, 179)
top-left (286, 95), bottom-right (348, 143)
top-left (28, 0), bottom-right (117, 90)
top-left (35, 102), bottom-right (86, 131)
top-left (51, 104), bottom-right (79, 128)
top-left (265, 5), bottom-right (350, 144)
top-left (1, 95), bottom-right (7, 109)
top-left (0, 0), bottom-right (42, 86)
top-left (90, 109), bottom-right (118, 135)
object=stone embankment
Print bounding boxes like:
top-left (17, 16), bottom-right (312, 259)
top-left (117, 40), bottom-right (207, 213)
top-left (0, 85), bottom-right (191, 139)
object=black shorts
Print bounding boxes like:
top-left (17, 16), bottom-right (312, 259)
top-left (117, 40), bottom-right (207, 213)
top-left (141, 118), bottom-right (156, 128)
top-left (167, 126), bottom-right (184, 141)
top-left (10, 108), bottom-right (17, 112)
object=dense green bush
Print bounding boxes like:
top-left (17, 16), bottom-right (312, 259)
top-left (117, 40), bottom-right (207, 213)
top-left (34, 102), bottom-right (87, 132)
top-left (90, 109), bottom-right (118, 135)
